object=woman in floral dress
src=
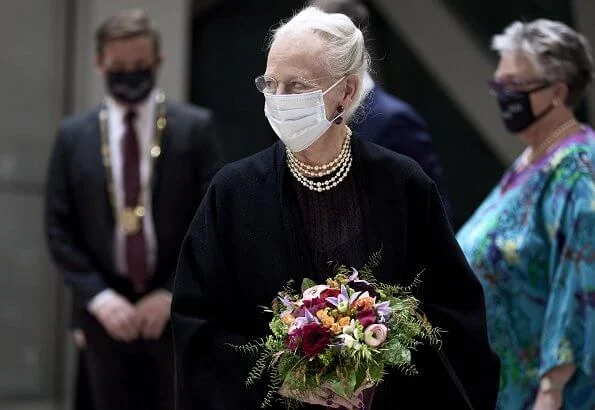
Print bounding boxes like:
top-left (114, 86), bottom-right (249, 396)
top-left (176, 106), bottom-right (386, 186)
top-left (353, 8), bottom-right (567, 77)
top-left (457, 19), bottom-right (595, 410)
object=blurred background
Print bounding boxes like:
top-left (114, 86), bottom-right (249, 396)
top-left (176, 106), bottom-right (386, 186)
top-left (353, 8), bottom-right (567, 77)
top-left (0, 0), bottom-right (593, 409)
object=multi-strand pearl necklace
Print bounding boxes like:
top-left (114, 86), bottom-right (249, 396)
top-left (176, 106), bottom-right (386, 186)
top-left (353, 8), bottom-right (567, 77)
top-left (286, 127), bottom-right (353, 192)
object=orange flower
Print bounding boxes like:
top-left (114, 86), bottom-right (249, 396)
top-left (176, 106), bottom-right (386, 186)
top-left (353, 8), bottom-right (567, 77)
top-left (322, 317), bottom-right (335, 328)
top-left (316, 310), bottom-right (329, 321)
top-left (353, 297), bottom-right (375, 311)
top-left (330, 323), bottom-right (342, 334)
top-left (281, 313), bottom-right (295, 325)
top-left (338, 317), bottom-right (351, 327)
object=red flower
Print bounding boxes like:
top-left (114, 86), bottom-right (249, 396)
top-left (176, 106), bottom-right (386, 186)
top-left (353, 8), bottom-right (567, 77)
top-left (358, 310), bottom-right (377, 328)
top-left (294, 297), bottom-right (330, 318)
top-left (320, 288), bottom-right (340, 300)
top-left (301, 323), bottom-right (332, 357)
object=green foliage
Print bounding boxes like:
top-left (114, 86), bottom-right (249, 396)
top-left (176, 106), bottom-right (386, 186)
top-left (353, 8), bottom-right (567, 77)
top-left (300, 278), bottom-right (316, 293)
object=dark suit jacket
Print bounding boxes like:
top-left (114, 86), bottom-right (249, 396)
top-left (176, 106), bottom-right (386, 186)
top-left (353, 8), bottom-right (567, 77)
top-left (352, 85), bottom-right (453, 219)
top-left (45, 101), bottom-right (224, 310)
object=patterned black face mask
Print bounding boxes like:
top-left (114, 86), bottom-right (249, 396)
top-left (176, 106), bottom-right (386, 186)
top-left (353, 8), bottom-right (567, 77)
top-left (496, 83), bottom-right (553, 133)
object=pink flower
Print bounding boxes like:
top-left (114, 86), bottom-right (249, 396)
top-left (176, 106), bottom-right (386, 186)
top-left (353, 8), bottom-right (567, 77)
top-left (358, 309), bottom-right (377, 328)
top-left (363, 324), bottom-right (388, 347)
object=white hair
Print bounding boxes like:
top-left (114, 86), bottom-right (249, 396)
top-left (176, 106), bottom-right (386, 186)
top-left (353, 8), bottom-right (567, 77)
top-left (269, 6), bottom-right (371, 120)
top-left (492, 19), bottom-right (594, 107)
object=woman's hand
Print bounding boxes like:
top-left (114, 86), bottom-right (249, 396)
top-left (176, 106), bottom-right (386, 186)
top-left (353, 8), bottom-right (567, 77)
top-left (533, 390), bottom-right (563, 410)
top-left (533, 365), bottom-right (575, 410)
top-left (279, 382), bottom-right (364, 409)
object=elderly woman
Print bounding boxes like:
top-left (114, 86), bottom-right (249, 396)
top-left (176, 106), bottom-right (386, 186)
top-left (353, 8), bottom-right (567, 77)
top-left (457, 20), bottom-right (595, 410)
top-left (173, 7), bottom-right (499, 410)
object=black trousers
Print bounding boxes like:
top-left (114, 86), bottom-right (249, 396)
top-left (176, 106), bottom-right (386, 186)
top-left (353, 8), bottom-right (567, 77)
top-left (81, 312), bottom-right (174, 410)
top-left (75, 350), bottom-right (96, 410)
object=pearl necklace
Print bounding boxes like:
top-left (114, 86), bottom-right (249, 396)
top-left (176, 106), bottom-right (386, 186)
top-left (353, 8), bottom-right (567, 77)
top-left (286, 127), bottom-right (353, 192)
top-left (520, 119), bottom-right (581, 167)
top-left (286, 128), bottom-right (351, 177)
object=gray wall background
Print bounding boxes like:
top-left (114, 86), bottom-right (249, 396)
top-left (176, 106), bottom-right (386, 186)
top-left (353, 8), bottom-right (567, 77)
top-left (0, 0), bottom-right (190, 408)
top-left (0, 0), bottom-right (593, 408)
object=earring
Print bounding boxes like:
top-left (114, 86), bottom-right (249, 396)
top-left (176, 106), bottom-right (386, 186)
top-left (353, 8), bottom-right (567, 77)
top-left (334, 105), bottom-right (344, 125)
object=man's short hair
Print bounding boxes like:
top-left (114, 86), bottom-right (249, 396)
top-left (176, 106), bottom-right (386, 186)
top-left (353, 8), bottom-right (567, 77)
top-left (95, 9), bottom-right (161, 56)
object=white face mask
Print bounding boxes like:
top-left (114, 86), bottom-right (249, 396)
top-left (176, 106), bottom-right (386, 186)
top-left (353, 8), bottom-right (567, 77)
top-left (264, 77), bottom-right (344, 152)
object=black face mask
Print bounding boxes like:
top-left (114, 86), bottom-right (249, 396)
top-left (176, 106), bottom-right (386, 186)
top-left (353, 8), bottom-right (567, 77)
top-left (496, 83), bottom-right (554, 133)
top-left (107, 69), bottom-right (155, 104)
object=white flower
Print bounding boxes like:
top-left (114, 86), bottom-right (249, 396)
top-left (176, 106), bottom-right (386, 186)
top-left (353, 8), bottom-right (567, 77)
top-left (342, 319), bottom-right (357, 335)
top-left (302, 285), bottom-right (328, 300)
top-left (337, 300), bottom-right (349, 313)
top-left (339, 334), bottom-right (356, 349)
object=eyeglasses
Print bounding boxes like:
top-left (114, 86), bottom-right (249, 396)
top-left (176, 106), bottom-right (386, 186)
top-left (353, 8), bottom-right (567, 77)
top-left (255, 75), bottom-right (332, 95)
top-left (488, 78), bottom-right (551, 96)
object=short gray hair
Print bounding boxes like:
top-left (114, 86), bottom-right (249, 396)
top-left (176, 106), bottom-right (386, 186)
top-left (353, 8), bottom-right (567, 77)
top-left (492, 19), bottom-right (594, 107)
top-left (269, 6), bottom-right (371, 119)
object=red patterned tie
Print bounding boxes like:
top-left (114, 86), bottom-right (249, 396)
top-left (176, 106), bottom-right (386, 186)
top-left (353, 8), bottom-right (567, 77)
top-left (123, 110), bottom-right (148, 292)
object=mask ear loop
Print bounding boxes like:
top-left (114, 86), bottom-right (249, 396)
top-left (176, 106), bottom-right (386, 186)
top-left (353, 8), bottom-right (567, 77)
top-left (322, 76), bottom-right (347, 125)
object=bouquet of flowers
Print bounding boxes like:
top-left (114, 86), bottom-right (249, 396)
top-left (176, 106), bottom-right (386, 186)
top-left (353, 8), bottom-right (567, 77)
top-left (233, 252), bottom-right (442, 408)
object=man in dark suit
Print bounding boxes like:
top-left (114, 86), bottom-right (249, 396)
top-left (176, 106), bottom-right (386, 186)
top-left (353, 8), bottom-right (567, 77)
top-left (311, 0), bottom-right (452, 218)
top-left (44, 9), bottom-right (223, 410)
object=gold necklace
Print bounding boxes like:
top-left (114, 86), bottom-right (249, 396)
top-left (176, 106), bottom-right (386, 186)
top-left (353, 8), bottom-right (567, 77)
top-left (524, 119), bottom-right (580, 165)
top-left (99, 90), bottom-right (167, 236)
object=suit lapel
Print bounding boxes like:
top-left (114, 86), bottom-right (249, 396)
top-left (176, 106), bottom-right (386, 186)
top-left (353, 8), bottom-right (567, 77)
top-left (87, 110), bottom-right (116, 265)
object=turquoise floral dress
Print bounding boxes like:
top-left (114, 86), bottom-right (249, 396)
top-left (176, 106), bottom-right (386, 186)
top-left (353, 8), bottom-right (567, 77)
top-left (457, 127), bottom-right (595, 410)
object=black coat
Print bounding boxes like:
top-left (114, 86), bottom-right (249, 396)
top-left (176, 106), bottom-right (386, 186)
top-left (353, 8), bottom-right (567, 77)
top-left (172, 137), bottom-right (500, 410)
top-left (45, 101), bottom-right (224, 309)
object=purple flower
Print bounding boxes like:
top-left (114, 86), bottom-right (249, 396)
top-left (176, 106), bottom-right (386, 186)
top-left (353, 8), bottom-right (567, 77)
top-left (293, 297), bottom-right (329, 318)
top-left (348, 280), bottom-right (379, 298)
top-left (326, 285), bottom-right (361, 313)
top-left (375, 301), bottom-right (391, 323)
top-left (279, 296), bottom-right (294, 309)
top-left (288, 309), bottom-right (319, 333)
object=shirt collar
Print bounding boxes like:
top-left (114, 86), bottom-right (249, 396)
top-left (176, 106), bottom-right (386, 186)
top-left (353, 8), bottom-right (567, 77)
top-left (106, 89), bottom-right (157, 128)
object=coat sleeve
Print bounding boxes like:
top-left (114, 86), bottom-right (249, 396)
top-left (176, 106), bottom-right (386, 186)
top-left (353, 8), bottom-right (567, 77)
top-left (416, 181), bottom-right (500, 409)
top-left (171, 176), bottom-right (259, 410)
top-left (45, 124), bottom-right (109, 307)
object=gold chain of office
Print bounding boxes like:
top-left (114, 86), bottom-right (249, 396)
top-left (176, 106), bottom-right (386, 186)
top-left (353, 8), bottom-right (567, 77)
top-left (98, 90), bottom-right (167, 236)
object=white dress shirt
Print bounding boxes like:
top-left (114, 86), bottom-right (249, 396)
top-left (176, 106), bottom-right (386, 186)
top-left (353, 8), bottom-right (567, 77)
top-left (88, 90), bottom-right (164, 312)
